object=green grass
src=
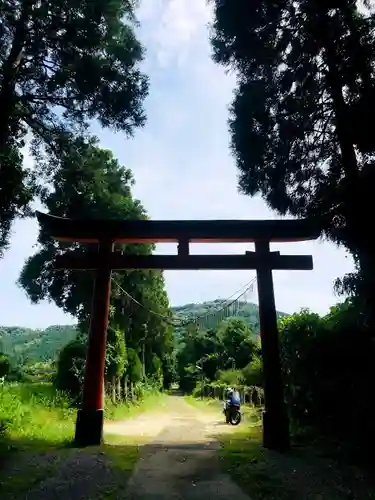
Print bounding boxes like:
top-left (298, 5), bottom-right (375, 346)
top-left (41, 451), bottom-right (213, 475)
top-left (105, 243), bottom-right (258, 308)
top-left (0, 436), bottom-right (145, 499)
top-left (218, 424), bottom-right (293, 500)
top-left (216, 410), bottom-right (375, 499)
top-left (185, 396), bottom-right (292, 499)
top-left (0, 382), bottom-right (75, 453)
top-left (105, 391), bottom-right (167, 421)
top-left (0, 382), bottom-right (163, 498)
top-left (0, 382), bottom-right (166, 461)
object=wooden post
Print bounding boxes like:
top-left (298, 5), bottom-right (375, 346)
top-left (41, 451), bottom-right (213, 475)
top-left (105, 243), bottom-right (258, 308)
top-left (255, 240), bottom-right (290, 451)
top-left (75, 240), bottom-right (113, 446)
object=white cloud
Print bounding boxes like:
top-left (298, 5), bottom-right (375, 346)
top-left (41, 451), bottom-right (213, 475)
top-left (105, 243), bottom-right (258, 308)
top-left (138, 0), bottom-right (212, 67)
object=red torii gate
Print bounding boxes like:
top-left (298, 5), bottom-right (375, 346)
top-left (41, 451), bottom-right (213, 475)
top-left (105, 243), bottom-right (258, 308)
top-left (36, 212), bottom-right (320, 451)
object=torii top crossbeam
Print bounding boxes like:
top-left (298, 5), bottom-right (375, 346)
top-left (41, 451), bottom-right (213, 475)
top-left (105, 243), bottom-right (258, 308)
top-left (36, 212), bottom-right (320, 244)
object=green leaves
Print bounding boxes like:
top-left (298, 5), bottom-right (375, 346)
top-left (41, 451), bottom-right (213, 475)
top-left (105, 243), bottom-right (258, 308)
top-left (106, 327), bottom-right (127, 379)
top-left (211, 0), bottom-right (375, 221)
top-left (18, 137), bottom-right (146, 322)
top-left (0, 353), bottom-right (11, 378)
top-left (18, 137), bottom-right (175, 392)
top-left (177, 317), bottom-right (260, 392)
top-left (278, 303), bottom-right (375, 452)
top-left (211, 0), bottom-right (375, 326)
top-left (0, 0), bottom-right (148, 250)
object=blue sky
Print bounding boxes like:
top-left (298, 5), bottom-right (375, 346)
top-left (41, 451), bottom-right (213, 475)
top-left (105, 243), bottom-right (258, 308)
top-left (0, 0), bottom-right (354, 328)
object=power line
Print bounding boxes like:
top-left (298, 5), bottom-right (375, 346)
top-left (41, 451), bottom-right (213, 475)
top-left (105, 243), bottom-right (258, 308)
top-left (182, 278), bottom-right (256, 328)
top-left (111, 277), bottom-right (176, 324)
top-left (111, 275), bottom-right (257, 327)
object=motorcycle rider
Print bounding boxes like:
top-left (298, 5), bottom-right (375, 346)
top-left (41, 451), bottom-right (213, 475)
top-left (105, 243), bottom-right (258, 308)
top-left (224, 387), bottom-right (241, 422)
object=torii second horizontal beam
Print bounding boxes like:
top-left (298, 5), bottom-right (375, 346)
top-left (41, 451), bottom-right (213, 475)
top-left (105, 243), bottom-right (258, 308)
top-left (55, 253), bottom-right (313, 271)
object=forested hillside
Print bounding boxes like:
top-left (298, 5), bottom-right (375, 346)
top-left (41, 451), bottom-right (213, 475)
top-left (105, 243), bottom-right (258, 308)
top-left (172, 300), bottom-right (287, 335)
top-left (0, 325), bottom-right (77, 364)
top-left (0, 300), bottom-right (286, 367)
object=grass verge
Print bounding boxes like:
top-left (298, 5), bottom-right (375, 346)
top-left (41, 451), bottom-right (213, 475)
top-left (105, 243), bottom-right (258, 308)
top-left (217, 417), bottom-right (375, 499)
top-left (218, 424), bottom-right (294, 500)
top-left (185, 397), bottom-right (288, 499)
top-left (0, 382), bottom-right (166, 467)
top-left (0, 382), bottom-right (76, 455)
top-left (0, 383), bottom-right (164, 498)
top-left (0, 383), bottom-right (166, 450)
top-left (105, 391), bottom-right (167, 421)
top-left (0, 434), bottom-right (147, 499)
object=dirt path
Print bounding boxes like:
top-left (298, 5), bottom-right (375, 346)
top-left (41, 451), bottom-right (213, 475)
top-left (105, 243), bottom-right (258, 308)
top-left (123, 396), bottom-right (250, 500)
top-left (1, 395), bottom-right (249, 500)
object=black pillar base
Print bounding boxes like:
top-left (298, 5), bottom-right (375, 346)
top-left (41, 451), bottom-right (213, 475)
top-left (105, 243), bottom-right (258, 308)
top-left (74, 409), bottom-right (104, 447)
top-left (262, 409), bottom-right (290, 452)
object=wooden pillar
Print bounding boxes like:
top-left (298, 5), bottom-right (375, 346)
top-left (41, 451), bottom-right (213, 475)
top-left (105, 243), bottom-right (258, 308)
top-left (255, 240), bottom-right (290, 451)
top-left (75, 240), bottom-right (113, 447)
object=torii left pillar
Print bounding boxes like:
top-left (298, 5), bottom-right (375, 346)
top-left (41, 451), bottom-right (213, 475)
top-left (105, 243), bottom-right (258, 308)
top-left (75, 240), bottom-right (113, 447)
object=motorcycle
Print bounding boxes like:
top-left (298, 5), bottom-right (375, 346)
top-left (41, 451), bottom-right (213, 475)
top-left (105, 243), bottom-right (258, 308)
top-left (223, 401), bottom-right (242, 426)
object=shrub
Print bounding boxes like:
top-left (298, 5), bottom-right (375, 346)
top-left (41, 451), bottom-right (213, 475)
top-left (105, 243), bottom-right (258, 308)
top-left (279, 303), bottom-right (375, 459)
top-left (216, 368), bottom-right (244, 386)
top-left (0, 353), bottom-right (11, 378)
top-left (242, 357), bottom-right (263, 387)
top-left (55, 339), bottom-right (86, 399)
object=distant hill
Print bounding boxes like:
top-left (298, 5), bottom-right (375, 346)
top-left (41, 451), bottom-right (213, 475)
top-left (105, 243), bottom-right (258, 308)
top-left (172, 300), bottom-right (288, 335)
top-left (0, 325), bottom-right (78, 364)
top-left (0, 301), bottom-right (288, 364)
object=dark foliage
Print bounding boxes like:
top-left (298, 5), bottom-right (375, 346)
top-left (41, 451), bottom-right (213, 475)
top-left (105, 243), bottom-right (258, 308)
top-left (210, 0), bottom-right (375, 320)
top-left (279, 301), bottom-right (375, 459)
top-left (0, 0), bottom-right (148, 251)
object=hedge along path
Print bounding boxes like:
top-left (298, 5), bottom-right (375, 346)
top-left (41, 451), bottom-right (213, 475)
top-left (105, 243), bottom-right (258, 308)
top-left (1, 395), bottom-right (249, 500)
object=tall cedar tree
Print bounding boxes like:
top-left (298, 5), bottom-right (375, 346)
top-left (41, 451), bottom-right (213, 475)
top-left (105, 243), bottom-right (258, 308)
top-left (18, 137), bottom-right (174, 379)
top-left (210, 1), bottom-right (375, 321)
top-left (0, 0), bottom-right (148, 252)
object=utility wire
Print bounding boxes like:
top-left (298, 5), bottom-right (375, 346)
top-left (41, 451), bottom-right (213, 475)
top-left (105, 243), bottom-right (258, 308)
top-left (111, 275), bottom-right (257, 327)
top-left (182, 277), bottom-right (256, 328)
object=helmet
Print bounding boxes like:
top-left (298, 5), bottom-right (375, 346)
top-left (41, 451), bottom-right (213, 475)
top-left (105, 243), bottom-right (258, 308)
top-left (226, 387), bottom-right (233, 396)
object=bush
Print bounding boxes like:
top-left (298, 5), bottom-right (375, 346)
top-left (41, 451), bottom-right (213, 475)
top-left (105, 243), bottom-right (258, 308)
top-left (216, 368), bottom-right (244, 386)
top-left (279, 303), bottom-right (375, 459)
top-left (0, 353), bottom-right (11, 378)
top-left (242, 357), bottom-right (263, 387)
top-left (55, 339), bottom-right (86, 399)
top-left (126, 349), bottom-right (142, 385)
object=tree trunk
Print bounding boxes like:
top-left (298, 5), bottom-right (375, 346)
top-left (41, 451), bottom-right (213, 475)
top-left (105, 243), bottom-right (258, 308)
top-left (124, 376), bottom-right (128, 401)
top-left (117, 376), bottom-right (121, 401)
top-left (142, 343), bottom-right (146, 380)
top-left (111, 375), bottom-right (116, 404)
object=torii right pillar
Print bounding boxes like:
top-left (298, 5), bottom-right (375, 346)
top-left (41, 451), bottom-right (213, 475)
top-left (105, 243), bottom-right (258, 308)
top-left (254, 240), bottom-right (291, 451)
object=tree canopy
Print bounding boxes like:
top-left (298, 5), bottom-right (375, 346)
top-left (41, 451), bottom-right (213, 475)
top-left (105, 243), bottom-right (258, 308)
top-left (210, 0), bottom-right (375, 317)
top-left (0, 0), bottom-right (148, 252)
top-left (18, 137), bottom-right (174, 398)
top-left (177, 317), bottom-right (260, 392)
